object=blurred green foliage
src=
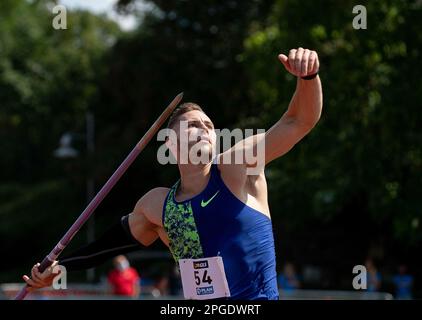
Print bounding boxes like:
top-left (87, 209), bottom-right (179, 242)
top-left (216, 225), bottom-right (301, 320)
top-left (241, 0), bottom-right (421, 289)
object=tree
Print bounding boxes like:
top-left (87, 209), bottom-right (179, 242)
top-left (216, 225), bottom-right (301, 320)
top-left (242, 0), bottom-right (422, 281)
top-left (0, 0), bottom-right (120, 281)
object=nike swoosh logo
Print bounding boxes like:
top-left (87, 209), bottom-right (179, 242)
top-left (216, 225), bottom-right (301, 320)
top-left (201, 190), bottom-right (220, 207)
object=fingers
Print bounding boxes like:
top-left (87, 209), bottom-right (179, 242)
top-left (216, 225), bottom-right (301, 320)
top-left (308, 51), bottom-right (316, 74)
top-left (22, 260), bottom-right (62, 293)
top-left (313, 52), bottom-right (320, 74)
top-left (278, 54), bottom-right (289, 70)
top-left (288, 49), bottom-right (296, 74)
top-left (308, 51), bottom-right (319, 75)
top-left (301, 49), bottom-right (311, 76)
top-left (23, 275), bottom-right (35, 292)
top-left (31, 263), bottom-right (44, 283)
top-left (26, 262), bottom-right (53, 289)
top-left (23, 275), bottom-right (43, 289)
top-left (294, 48), bottom-right (304, 75)
top-left (281, 48), bottom-right (319, 77)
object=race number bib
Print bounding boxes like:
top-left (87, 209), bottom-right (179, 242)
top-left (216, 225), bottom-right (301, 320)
top-left (178, 256), bottom-right (231, 300)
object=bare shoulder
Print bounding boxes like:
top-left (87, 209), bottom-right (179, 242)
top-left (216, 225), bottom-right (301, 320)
top-left (217, 161), bottom-right (267, 197)
top-left (217, 155), bottom-right (270, 216)
top-left (218, 162), bottom-right (245, 192)
top-left (133, 187), bottom-right (170, 226)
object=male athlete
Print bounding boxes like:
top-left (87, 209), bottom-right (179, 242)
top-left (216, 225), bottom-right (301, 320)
top-left (23, 48), bottom-right (322, 300)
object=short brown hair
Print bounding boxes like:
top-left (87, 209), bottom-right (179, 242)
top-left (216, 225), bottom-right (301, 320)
top-left (167, 102), bottom-right (204, 128)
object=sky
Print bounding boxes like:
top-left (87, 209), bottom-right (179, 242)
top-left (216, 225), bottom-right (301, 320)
top-left (58, 0), bottom-right (144, 31)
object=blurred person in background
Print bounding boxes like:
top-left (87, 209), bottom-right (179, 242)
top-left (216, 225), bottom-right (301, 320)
top-left (365, 258), bottom-right (382, 292)
top-left (278, 262), bottom-right (301, 293)
top-left (392, 264), bottom-right (414, 300)
top-left (107, 255), bottom-right (140, 298)
top-left (155, 275), bottom-right (169, 297)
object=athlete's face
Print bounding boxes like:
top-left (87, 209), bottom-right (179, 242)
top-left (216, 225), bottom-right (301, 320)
top-left (168, 110), bottom-right (217, 164)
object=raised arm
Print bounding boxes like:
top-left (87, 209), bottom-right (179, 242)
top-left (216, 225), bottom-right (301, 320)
top-left (219, 48), bottom-right (322, 176)
top-left (264, 47), bottom-right (322, 164)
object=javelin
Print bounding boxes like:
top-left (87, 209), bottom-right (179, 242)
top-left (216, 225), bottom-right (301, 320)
top-left (15, 92), bottom-right (184, 300)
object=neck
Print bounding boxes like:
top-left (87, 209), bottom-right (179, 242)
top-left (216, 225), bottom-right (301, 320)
top-left (177, 161), bottom-right (213, 198)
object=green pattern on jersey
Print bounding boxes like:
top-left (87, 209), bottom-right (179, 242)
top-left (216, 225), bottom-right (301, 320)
top-left (163, 181), bottom-right (204, 261)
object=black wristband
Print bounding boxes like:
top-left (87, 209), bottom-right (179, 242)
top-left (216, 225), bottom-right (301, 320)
top-left (301, 72), bottom-right (319, 80)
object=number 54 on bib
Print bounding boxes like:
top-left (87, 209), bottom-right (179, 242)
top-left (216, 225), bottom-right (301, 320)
top-left (178, 256), bottom-right (231, 300)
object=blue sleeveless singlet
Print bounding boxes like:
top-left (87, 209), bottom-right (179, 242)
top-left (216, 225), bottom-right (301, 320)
top-left (162, 163), bottom-right (279, 300)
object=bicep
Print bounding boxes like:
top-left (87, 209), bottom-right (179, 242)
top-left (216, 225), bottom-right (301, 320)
top-left (220, 118), bottom-right (309, 171)
top-left (264, 116), bottom-right (310, 164)
top-left (128, 188), bottom-right (169, 246)
top-left (128, 210), bottom-right (159, 246)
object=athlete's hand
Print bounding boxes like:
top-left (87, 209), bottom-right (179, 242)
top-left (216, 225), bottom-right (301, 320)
top-left (278, 48), bottom-right (319, 78)
top-left (22, 261), bottom-right (61, 292)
